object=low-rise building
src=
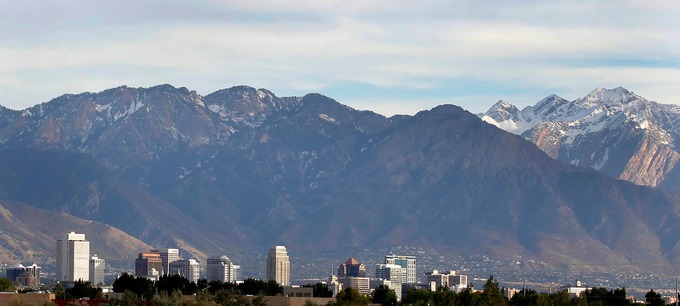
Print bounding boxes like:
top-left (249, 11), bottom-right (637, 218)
top-left (338, 276), bottom-right (370, 295)
top-left (5, 264), bottom-right (40, 287)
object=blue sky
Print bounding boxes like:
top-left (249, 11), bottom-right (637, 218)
top-left (1, 0), bottom-right (679, 116)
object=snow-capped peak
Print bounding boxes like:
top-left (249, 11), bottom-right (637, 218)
top-left (485, 100), bottom-right (519, 122)
top-left (580, 87), bottom-right (637, 106)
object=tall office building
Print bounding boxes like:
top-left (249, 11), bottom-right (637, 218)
top-left (89, 255), bottom-right (106, 285)
top-left (135, 251), bottom-right (163, 278)
top-left (207, 256), bottom-right (240, 283)
top-left (375, 263), bottom-right (407, 284)
top-left (56, 232), bottom-right (90, 282)
top-left (266, 246), bottom-right (290, 286)
top-left (169, 258), bottom-right (201, 283)
top-left (385, 253), bottom-right (416, 283)
top-left (157, 248), bottom-right (180, 276)
top-left (337, 258), bottom-right (366, 277)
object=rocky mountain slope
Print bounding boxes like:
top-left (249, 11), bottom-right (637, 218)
top-left (0, 201), bottom-right (151, 266)
top-left (1, 85), bottom-right (680, 274)
top-left (482, 87), bottom-right (680, 192)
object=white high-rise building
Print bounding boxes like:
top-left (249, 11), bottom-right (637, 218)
top-left (169, 258), bottom-right (201, 283)
top-left (207, 256), bottom-right (239, 283)
top-left (266, 246), bottom-right (290, 286)
top-left (385, 254), bottom-right (416, 283)
top-left (56, 232), bottom-right (90, 282)
top-left (157, 248), bottom-right (180, 276)
top-left (375, 263), bottom-right (407, 284)
top-left (90, 255), bottom-right (106, 285)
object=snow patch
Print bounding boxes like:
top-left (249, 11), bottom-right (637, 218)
top-left (318, 113), bottom-right (336, 123)
top-left (591, 147), bottom-right (609, 170)
top-left (113, 99), bottom-right (144, 121)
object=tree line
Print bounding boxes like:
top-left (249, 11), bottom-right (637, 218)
top-left (3, 274), bottom-right (675, 306)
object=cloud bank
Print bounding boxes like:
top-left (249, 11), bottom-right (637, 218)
top-left (1, 0), bottom-right (679, 115)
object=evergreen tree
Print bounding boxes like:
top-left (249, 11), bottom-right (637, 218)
top-left (479, 275), bottom-right (508, 306)
top-left (371, 285), bottom-right (398, 306)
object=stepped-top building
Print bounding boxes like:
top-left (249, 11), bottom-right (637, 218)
top-left (169, 258), bottom-right (201, 283)
top-left (266, 246), bottom-right (290, 286)
top-left (207, 256), bottom-right (241, 283)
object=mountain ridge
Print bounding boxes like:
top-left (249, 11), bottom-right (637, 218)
top-left (1, 84), bottom-right (680, 274)
top-left (482, 87), bottom-right (680, 191)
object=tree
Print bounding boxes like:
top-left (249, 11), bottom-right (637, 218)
top-left (238, 278), bottom-right (282, 296)
top-left (335, 287), bottom-right (370, 306)
top-left (509, 289), bottom-right (537, 306)
top-left (644, 289), bottom-right (664, 306)
top-left (0, 277), bottom-right (15, 292)
top-left (110, 290), bottom-right (143, 306)
top-left (112, 273), bottom-right (156, 300)
top-left (65, 280), bottom-right (101, 299)
top-left (371, 285), bottom-right (397, 306)
top-left (214, 288), bottom-right (249, 306)
top-left (402, 288), bottom-right (432, 306)
top-left (156, 274), bottom-right (193, 295)
top-left (432, 286), bottom-right (456, 306)
top-left (478, 275), bottom-right (508, 306)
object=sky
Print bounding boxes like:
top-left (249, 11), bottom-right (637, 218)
top-left (1, 0), bottom-right (679, 116)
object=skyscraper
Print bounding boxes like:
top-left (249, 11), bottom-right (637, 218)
top-left (266, 246), bottom-right (290, 286)
top-left (157, 248), bottom-right (180, 276)
top-left (375, 263), bottom-right (407, 284)
top-left (169, 258), bottom-right (201, 283)
top-left (207, 256), bottom-right (239, 283)
top-left (90, 255), bottom-right (106, 285)
top-left (385, 253), bottom-right (416, 283)
top-left (56, 232), bottom-right (90, 282)
top-left (135, 251), bottom-right (163, 278)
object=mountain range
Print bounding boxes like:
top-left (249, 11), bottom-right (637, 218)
top-left (482, 87), bottom-right (680, 192)
top-left (1, 85), bottom-right (680, 275)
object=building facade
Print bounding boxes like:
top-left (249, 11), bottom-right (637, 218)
top-left (266, 246), bottom-right (290, 286)
top-left (207, 256), bottom-right (241, 283)
top-left (338, 276), bottom-right (370, 295)
top-left (375, 263), bottom-right (407, 284)
top-left (169, 258), bottom-right (201, 283)
top-left (157, 248), bottom-right (180, 276)
top-left (89, 255), bottom-right (106, 285)
top-left (337, 258), bottom-right (366, 278)
top-left (56, 232), bottom-right (90, 282)
top-left (385, 254), bottom-right (416, 283)
top-left (425, 270), bottom-right (467, 291)
top-left (135, 251), bottom-right (163, 278)
top-left (5, 264), bottom-right (40, 287)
